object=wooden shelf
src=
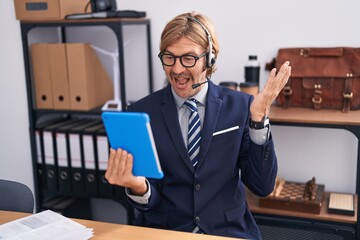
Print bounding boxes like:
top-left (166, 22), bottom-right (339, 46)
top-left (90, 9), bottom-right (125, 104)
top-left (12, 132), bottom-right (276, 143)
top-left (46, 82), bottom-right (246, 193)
top-left (247, 189), bottom-right (357, 225)
top-left (269, 106), bottom-right (360, 126)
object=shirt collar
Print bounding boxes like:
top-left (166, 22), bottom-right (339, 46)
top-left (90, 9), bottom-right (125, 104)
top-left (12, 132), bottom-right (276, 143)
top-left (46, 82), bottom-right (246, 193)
top-left (171, 82), bottom-right (208, 109)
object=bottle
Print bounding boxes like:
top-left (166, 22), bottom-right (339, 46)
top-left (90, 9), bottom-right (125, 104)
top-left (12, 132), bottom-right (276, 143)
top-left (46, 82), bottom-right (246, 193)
top-left (244, 55), bottom-right (260, 84)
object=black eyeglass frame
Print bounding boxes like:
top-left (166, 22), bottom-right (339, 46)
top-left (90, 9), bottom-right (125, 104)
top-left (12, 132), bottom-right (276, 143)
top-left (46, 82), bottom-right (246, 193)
top-left (158, 52), bottom-right (206, 68)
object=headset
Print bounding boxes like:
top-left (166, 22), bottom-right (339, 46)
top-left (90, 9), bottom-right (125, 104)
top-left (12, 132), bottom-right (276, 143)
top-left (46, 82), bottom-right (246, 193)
top-left (187, 16), bottom-right (216, 69)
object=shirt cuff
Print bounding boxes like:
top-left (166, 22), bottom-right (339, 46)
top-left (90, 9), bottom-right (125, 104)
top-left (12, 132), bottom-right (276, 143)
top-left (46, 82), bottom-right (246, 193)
top-left (125, 179), bottom-right (151, 205)
top-left (249, 124), bottom-right (271, 145)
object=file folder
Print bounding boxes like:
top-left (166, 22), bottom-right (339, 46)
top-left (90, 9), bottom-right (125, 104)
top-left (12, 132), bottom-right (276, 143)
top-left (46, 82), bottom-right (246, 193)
top-left (66, 43), bottom-right (113, 111)
top-left (82, 123), bottom-right (105, 196)
top-left (42, 119), bottom-right (79, 193)
top-left (48, 44), bottom-right (71, 110)
top-left (54, 120), bottom-right (87, 195)
top-left (95, 127), bottom-right (114, 197)
top-left (31, 43), bottom-right (54, 109)
top-left (35, 118), bottom-right (65, 191)
top-left (67, 119), bottom-right (102, 196)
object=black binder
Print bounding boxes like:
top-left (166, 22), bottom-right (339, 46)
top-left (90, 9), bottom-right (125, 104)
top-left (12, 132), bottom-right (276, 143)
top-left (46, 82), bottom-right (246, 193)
top-left (67, 119), bottom-right (102, 196)
top-left (54, 120), bottom-right (86, 195)
top-left (34, 118), bottom-right (65, 191)
top-left (82, 123), bottom-right (104, 196)
top-left (41, 119), bottom-right (79, 193)
top-left (95, 127), bottom-right (114, 197)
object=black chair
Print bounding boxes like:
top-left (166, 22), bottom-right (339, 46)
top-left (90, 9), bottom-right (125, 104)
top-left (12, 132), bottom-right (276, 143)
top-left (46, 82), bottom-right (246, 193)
top-left (0, 179), bottom-right (34, 213)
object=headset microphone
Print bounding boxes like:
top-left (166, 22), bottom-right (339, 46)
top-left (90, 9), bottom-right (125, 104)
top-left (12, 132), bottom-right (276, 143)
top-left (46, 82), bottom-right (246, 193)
top-left (192, 78), bottom-right (209, 89)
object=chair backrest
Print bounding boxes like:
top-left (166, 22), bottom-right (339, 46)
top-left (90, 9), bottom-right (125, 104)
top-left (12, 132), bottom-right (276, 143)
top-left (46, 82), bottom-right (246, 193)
top-left (0, 179), bottom-right (34, 213)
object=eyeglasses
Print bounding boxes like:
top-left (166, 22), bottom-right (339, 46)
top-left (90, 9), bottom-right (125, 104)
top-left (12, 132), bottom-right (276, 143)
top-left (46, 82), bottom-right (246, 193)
top-left (158, 52), bottom-right (206, 68)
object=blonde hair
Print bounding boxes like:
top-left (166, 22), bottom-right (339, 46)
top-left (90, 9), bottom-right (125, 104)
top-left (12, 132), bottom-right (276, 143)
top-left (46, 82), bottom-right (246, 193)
top-left (159, 12), bottom-right (220, 77)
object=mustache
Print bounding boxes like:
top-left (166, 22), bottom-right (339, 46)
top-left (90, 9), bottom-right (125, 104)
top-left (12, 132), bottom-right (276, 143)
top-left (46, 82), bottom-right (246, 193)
top-left (170, 72), bottom-right (192, 79)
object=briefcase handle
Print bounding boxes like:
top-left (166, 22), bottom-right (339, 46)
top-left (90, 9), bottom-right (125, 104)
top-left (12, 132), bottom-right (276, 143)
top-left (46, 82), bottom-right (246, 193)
top-left (299, 48), bottom-right (343, 57)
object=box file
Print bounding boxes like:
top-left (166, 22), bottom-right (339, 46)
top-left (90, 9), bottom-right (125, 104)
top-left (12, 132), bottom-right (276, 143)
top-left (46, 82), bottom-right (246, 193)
top-left (82, 123), bottom-right (105, 196)
top-left (66, 43), bottom-right (113, 111)
top-left (42, 119), bottom-right (79, 193)
top-left (54, 120), bottom-right (88, 195)
top-left (82, 123), bottom-right (104, 196)
top-left (31, 44), bottom-right (54, 109)
top-left (65, 119), bottom-right (102, 196)
top-left (48, 44), bottom-right (71, 110)
top-left (95, 127), bottom-right (114, 197)
top-left (31, 43), bottom-right (113, 111)
top-left (35, 118), bottom-right (65, 191)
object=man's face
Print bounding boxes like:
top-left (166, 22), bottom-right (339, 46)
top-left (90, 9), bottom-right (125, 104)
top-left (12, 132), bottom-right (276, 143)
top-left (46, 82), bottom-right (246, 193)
top-left (163, 37), bottom-right (207, 98)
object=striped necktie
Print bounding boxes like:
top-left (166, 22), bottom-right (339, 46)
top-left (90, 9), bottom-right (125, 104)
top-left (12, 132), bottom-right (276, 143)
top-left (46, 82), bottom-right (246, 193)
top-left (184, 98), bottom-right (201, 168)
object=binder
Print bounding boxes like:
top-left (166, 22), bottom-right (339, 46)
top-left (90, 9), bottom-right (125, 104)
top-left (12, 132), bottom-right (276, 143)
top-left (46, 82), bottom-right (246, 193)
top-left (54, 120), bottom-right (86, 195)
top-left (42, 119), bottom-right (79, 193)
top-left (48, 44), bottom-right (71, 110)
top-left (34, 118), bottom-right (65, 191)
top-left (82, 123), bottom-right (105, 196)
top-left (95, 127), bottom-right (114, 197)
top-left (66, 43), bottom-right (113, 111)
top-left (67, 119), bottom-right (102, 196)
top-left (31, 43), bottom-right (54, 109)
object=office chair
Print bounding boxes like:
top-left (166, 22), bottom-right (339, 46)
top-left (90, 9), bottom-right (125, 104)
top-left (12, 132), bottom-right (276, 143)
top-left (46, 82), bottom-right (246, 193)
top-left (0, 179), bottom-right (34, 213)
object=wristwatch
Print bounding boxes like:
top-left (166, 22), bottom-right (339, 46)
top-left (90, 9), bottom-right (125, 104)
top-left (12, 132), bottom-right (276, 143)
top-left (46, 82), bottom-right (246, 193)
top-left (249, 116), bottom-right (270, 129)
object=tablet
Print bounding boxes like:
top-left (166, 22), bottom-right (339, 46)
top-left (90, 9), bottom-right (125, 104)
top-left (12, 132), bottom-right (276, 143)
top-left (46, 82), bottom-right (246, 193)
top-left (101, 111), bottom-right (163, 179)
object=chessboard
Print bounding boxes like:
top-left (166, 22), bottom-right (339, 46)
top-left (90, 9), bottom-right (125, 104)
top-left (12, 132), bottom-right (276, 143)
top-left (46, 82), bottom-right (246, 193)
top-left (259, 181), bottom-right (325, 214)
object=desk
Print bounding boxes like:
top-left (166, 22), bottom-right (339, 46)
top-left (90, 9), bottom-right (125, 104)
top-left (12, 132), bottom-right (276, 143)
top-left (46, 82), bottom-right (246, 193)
top-left (0, 210), bottom-right (242, 240)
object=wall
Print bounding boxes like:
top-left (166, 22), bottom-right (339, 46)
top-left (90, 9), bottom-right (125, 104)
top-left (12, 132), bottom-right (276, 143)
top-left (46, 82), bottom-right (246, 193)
top-left (0, 0), bottom-right (359, 214)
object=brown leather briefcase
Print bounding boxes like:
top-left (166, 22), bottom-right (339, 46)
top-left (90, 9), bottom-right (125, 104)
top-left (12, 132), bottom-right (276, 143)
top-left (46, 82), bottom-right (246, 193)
top-left (267, 47), bottom-right (360, 112)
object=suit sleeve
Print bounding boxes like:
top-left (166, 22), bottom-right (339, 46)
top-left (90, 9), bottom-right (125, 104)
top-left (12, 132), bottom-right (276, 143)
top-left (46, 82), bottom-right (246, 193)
top-left (239, 100), bottom-right (278, 197)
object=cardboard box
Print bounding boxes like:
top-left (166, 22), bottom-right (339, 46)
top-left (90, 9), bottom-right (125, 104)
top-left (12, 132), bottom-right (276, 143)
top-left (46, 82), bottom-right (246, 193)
top-left (31, 43), bottom-right (113, 111)
top-left (14, 0), bottom-right (90, 20)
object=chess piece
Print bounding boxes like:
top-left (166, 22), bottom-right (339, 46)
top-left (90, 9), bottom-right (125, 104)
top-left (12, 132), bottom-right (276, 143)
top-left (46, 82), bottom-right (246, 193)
top-left (303, 177), bottom-right (316, 200)
top-left (274, 178), bottom-right (285, 197)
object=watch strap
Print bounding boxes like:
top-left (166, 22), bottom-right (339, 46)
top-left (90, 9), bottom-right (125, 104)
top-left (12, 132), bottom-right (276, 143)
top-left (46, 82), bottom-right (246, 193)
top-left (249, 116), bottom-right (270, 129)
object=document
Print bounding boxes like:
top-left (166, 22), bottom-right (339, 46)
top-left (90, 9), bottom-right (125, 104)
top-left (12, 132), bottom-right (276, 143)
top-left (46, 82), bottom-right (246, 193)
top-left (0, 210), bottom-right (93, 240)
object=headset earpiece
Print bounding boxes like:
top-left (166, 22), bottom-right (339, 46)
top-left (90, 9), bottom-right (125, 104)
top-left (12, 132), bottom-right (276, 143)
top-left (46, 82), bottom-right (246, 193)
top-left (207, 52), bottom-right (216, 68)
top-left (188, 16), bottom-right (216, 68)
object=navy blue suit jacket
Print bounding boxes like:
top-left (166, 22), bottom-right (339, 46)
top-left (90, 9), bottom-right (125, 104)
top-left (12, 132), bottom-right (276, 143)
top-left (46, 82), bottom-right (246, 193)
top-left (127, 81), bottom-right (277, 239)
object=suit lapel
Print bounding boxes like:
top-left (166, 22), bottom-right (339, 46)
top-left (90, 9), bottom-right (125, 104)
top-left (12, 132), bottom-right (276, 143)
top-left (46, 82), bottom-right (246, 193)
top-left (161, 86), bottom-right (195, 173)
top-left (197, 82), bottom-right (222, 169)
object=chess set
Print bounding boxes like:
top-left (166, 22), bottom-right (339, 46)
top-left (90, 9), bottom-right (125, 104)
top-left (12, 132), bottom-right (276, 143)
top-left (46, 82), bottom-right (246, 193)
top-left (259, 177), bottom-right (325, 214)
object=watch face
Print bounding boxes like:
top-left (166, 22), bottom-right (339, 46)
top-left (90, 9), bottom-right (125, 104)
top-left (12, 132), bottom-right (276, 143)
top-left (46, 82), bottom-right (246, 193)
top-left (250, 117), bottom-right (269, 129)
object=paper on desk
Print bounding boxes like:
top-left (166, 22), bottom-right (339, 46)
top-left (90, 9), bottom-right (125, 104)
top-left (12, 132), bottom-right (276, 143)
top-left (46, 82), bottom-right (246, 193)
top-left (0, 210), bottom-right (93, 240)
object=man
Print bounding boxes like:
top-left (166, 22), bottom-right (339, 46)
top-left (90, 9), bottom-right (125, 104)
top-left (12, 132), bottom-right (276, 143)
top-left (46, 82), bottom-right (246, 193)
top-left (105, 12), bottom-right (291, 239)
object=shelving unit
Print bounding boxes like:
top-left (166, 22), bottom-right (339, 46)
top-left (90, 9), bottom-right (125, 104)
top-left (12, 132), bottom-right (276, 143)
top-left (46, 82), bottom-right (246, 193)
top-left (19, 18), bottom-right (153, 222)
top-left (250, 106), bottom-right (360, 239)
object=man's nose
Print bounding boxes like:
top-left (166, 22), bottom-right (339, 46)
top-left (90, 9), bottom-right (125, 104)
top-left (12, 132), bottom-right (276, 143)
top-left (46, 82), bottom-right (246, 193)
top-left (172, 58), bottom-right (186, 73)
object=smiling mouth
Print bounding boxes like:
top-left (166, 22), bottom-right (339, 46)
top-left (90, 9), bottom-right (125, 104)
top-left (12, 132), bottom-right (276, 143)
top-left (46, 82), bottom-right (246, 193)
top-left (171, 73), bottom-right (192, 87)
top-left (175, 77), bottom-right (190, 86)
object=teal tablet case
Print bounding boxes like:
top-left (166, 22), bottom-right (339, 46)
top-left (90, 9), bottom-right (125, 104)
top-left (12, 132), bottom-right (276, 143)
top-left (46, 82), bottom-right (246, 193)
top-left (102, 112), bottom-right (163, 179)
